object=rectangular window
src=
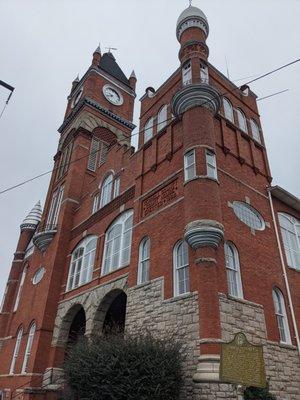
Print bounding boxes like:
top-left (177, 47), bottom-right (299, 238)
top-left (13, 268), bottom-right (27, 312)
top-left (56, 142), bottom-right (73, 180)
top-left (113, 177), bottom-right (120, 199)
top-left (206, 150), bottom-right (218, 179)
top-left (200, 63), bottom-right (209, 84)
top-left (0, 284), bottom-right (8, 313)
top-left (182, 61), bottom-right (192, 86)
top-left (47, 186), bottom-right (64, 229)
top-left (184, 150), bottom-right (196, 181)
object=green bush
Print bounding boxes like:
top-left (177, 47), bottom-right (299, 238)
top-left (244, 385), bottom-right (276, 400)
top-left (63, 333), bottom-right (183, 400)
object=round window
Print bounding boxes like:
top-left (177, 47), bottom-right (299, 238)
top-left (232, 201), bottom-right (265, 231)
top-left (32, 267), bottom-right (45, 285)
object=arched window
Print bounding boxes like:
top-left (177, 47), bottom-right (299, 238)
top-left (144, 117), bottom-right (154, 143)
top-left (102, 210), bottom-right (133, 275)
top-left (67, 236), bottom-right (98, 291)
top-left (13, 266), bottom-right (27, 312)
top-left (182, 61), bottom-right (192, 86)
top-left (173, 240), bottom-right (189, 296)
top-left (100, 173), bottom-right (114, 208)
top-left (10, 327), bottom-right (23, 375)
top-left (224, 242), bottom-right (243, 298)
top-left (250, 119), bottom-right (261, 143)
top-left (278, 213), bottom-right (300, 270)
top-left (200, 62), bottom-right (209, 84)
top-left (22, 322), bottom-right (36, 373)
top-left (223, 97), bottom-right (234, 122)
top-left (236, 108), bottom-right (248, 133)
top-left (157, 105), bottom-right (168, 132)
top-left (137, 237), bottom-right (150, 284)
top-left (272, 288), bottom-right (291, 344)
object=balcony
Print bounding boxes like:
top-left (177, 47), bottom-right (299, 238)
top-left (33, 223), bottom-right (57, 252)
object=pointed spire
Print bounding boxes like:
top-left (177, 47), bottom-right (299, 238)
top-left (92, 43), bottom-right (102, 67)
top-left (73, 74), bottom-right (79, 83)
top-left (94, 43), bottom-right (101, 54)
top-left (20, 201), bottom-right (42, 231)
top-left (130, 70), bottom-right (136, 79)
top-left (129, 69), bottom-right (137, 91)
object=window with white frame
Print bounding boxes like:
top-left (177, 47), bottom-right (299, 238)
top-left (93, 174), bottom-right (121, 213)
top-left (278, 213), bottom-right (300, 270)
top-left (250, 119), bottom-right (261, 143)
top-left (224, 242), bottom-right (243, 298)
top-left (67, 236), bottom-right (97, 291)
top-left (24, 238), bottom-right (34, 259)
top-left (182, 61), bottom-right (192, 86)
top-left (47, 186), bottom-right (64, 229)
top-left (100, 173), bottom-right (113, 208)
top-left (137, 237), bottom-right (150, 284)
top-left (10, 327), bottom-right (23, 374)
top-left (232, 201), bottom-right (265, 231)
top-left (144, 118), bottom-right (154, 143)
top-left (200, 63), bottom-right (209, 84)
top-left (223, 97), bottom-right (234, 123)
top-left (56, 142), bottom-right (73, 181)
top-left (87, 137), bottom-right (109, 171)
top-left (21, 322), bottom-right (36, 373)
top-left (0, 284), bottom-right (8, 313)
top-left (157, 105), bottom-right (168, 132)
top-left (272, 288), bottom-right (291, 344)
top-left (102, 210), bottom-right (133, 275)
top-left (173, 240), bottom-right (189, 296)
top-left (13, 267), bottom-right (27, 312)
top-left (184, 150), bottom-right (196, 181)
top-left (206, 149), bottom-right (218, 179)
top-left (236, 108), bottom-right (248, 133)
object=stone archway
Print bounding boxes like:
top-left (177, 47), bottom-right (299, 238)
top-left (92, 289), bottom-right (127, 336)
top-left (67, 306), bottom-right (86, 347)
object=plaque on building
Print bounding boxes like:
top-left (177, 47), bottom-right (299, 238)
top-left (220, 332), bottom-right (266, 388)
top-left (142, 179), bottom-right (179, 217)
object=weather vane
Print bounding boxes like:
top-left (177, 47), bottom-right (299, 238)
top-left (106, 46), bottom-right (117, 53)
top-left (189, 0), bottom-right (192, 6)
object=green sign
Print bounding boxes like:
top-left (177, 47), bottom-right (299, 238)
top-left (220, 332), bottom-right (266, 388)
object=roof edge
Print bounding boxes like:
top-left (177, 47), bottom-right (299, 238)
top-left (270, 185), bottom-right (300, 213)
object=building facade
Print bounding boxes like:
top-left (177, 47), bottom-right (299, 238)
top-left (0, 5), bottom-right (300, 400)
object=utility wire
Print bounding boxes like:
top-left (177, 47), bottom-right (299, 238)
top-left (0, 57), bottom-right (299, 196)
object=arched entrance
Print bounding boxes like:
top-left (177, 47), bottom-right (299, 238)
top-left (92, 289), bottom-right (127, 336)
top-left (103, 291), bottom-right (127, 335)
top-left (67, 307), bottom-right (86, 345)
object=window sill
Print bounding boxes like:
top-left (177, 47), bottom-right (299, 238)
top-left (267, 339), bottom-right (295, 350)
top-left (163, 291), bottom-right (197, 304)
top-left (65, 279), bottom-right (93, 294)
top-left (183, 175), bottom-right (219, 186)
top-left (101, 264), bottom-right (129, 278)
top-left (223, 293), bottom-right (264, 309)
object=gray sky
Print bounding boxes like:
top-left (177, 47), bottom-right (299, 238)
top-left (1, 0), bottom-right (299, 300)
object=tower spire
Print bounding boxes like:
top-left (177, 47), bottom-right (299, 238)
top-left (20, 201), bottom-right (42, 231)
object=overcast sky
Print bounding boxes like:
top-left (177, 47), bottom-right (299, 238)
top-left (0, 0), bottom-right (299, 300)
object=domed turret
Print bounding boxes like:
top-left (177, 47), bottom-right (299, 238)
top-left (176, 5), bottom-right (209, 41)
top-left (20, 201), bottom-right (42, 231)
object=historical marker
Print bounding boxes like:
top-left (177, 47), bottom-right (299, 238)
top-left (220, 332), bottom-right (266, 388)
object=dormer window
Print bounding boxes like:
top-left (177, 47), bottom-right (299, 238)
top-left (200, 63), bottom-right (209, 84)
top-left (182, 61), bottom-right (192, 86)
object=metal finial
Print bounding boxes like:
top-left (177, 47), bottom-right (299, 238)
top-left (105, 46), bottom-right (117, 53)
top-left (189, 0), bottom-right (192, 6)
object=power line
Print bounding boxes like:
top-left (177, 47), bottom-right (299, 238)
top-left (0, 57), bottom-right (299, 196)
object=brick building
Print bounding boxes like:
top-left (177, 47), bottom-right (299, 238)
top-left (0, 4), bottom-right (300, 400)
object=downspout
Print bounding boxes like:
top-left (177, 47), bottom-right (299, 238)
top-left (267, 187), bottom-right (300, 357)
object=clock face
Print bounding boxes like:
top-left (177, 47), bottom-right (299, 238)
top-left (103, 85), bottom-right (123, 105)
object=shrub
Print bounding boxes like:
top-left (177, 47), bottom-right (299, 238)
top-left (63, 333), bottom-right (183, 400)
top-left (244, 385), bottom-right (276, 400)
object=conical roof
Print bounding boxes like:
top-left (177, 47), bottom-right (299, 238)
top-left (20, 201), bottom-right (42, 231)
top-left (176, 5), bottom-right (209, 40)
top-left (99, 52), bottom-right (130, 87)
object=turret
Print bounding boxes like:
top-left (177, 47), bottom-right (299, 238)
top-left (92, 44), bottom-right (101, 67)
top-left (129, 70), bottom-right (137, 91)
top-left (172, 5), bottom-right (224, 384)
